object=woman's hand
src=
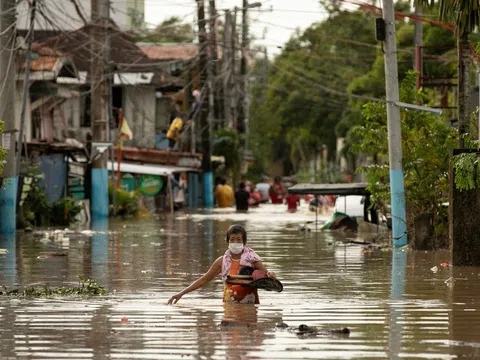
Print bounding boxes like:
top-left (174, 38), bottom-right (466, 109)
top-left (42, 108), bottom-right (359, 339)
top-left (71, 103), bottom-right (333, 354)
top-left (267, 271), bottom-right (277, 279)
top-left (167, 292), bottom-right (183, 305)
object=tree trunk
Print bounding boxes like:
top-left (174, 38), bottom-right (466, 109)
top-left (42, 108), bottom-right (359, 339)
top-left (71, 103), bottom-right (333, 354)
top-left (457, 32), bottom-right (470, 148)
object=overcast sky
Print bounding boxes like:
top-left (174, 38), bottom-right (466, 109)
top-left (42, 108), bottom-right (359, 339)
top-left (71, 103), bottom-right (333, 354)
top-left (144, 0), bottom-right (332, 55)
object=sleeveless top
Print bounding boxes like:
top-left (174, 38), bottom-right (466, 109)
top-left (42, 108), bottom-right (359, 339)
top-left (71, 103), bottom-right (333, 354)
top-left (223, 259), bottom-right (259, 304)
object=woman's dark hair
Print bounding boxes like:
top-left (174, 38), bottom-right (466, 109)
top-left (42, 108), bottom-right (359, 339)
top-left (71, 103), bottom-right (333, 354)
top-left (226, 224), bottom-right (247, 244)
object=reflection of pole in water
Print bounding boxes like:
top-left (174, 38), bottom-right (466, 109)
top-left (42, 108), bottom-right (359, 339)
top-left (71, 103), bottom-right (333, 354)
top-left (91, 218), bottom-right (109, 283)
top-left (0, 234), bottom-right (17, 288)
top-left (388, 249), bottom-right (407, 360)
top-left (204, 219), bottom-right (215, 262)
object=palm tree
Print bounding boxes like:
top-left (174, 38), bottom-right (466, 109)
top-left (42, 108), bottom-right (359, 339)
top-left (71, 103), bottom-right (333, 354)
top-left (415, 0), bottom-right (479, 147)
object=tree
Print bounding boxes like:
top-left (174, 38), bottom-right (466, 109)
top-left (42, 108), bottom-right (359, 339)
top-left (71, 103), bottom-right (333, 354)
top-left (415, 0), bottom-right (479, 147)
top-left (136, 16), bottom-right (194, 43)
top-left (249, 8), bottom-right (378, 175)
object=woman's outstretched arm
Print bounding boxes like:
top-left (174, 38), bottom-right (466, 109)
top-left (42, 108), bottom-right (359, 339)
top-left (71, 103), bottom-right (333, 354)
top-left (167, 256), bottom-right (223, 305)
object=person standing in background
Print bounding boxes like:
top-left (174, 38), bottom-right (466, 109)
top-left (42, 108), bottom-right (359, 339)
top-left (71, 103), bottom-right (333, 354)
top-left (256, 176), bottom-right (270, 203)
top-left (215, 177), bottom-right (234, 208)
top-left (285, 193), bottom-right (300, 213)
top-left (269, 176), bottom-right (285, 204)
top-left (167, 115), bottom-right (184, 150)
top-left (235, 182), bottom-right (250, 211)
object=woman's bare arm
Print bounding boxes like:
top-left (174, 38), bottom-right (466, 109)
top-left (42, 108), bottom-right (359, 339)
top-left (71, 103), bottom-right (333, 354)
top-left (167, 256), bottom-right (223, 304)
top-left (253, 260), bottom-right (276, 279)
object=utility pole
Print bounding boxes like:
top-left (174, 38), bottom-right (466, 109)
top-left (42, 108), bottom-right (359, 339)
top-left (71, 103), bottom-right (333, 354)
top-left (0, 0), bottom-right (18, 236)
top-left (196, 0), bottom-right (213, 208)
top-left (17, 0), bottom-right (37, 175)
top-left (90, 0), bottom-right (109, 218)
top-left (382, 0), bottom-right (407, 247)
top-left (231, 7), bottom-right (238, 128)
top-left (239, 0), bottom-right (248, 134)
top-left (414, 5), bottom-right (422, 91)
top-left (208, 0), bottom-right (221, 126)
top-left (222, 10), bottom-right (233, 128)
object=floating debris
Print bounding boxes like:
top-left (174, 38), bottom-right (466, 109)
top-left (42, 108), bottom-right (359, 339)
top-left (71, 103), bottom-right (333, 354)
top-left (0, 276), bottom-right (107, 297)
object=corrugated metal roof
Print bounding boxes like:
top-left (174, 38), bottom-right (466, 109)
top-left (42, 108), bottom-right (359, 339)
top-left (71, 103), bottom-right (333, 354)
top-left (107, 161), bottom-right (200, 176)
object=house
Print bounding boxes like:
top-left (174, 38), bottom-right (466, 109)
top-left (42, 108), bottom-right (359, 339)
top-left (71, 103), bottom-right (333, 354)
top-left (16, 24), bottom-right (203, 213)
top-left (138, 43), bottom-right (199, 134)
top-left (20, 22), bottom-right (173, 149)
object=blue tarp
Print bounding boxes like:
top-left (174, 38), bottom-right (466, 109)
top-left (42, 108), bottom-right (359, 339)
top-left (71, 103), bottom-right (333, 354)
top-left (38, 154), bottom-right (67, 204)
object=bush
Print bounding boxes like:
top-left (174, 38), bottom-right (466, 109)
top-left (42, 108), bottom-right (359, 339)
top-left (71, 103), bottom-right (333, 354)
top-left (109, 185), bottom-right (140, 217)
top-left (18, 174), bottom-right (83, 228)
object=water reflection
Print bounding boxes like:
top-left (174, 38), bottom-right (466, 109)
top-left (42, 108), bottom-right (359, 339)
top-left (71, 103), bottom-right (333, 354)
top-left (388, 249), bottom-right (407, 360)
top-left (1, 210), bottom-right (480, 359)
top-left (91, 218), bottom-right (109, 283)
top-left (0, 233), bottom-right (16, 287)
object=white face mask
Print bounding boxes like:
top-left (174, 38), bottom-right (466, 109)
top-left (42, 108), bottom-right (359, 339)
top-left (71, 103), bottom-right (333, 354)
top-left (229, 243), bottom-right (244, 255)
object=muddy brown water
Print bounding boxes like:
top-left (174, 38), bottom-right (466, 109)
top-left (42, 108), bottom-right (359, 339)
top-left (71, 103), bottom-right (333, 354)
top-left (1, 204), bottom-right (480, 359)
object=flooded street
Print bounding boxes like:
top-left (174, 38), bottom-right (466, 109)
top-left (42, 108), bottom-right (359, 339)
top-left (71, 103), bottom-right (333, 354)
top-left (1, 204), bottom-right (480, 359)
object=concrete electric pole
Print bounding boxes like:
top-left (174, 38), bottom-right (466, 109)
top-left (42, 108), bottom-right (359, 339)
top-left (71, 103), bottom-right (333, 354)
top-left (90, 0), bottom-right (109, 218)
top-left (382, 0), bottom-right (407, 247)
top-left (196, 0), bottom-right (213, 207)
top-left (222, 10), bottom-right (233, 127)
top-left (0, 0), bottom-right (18, 236)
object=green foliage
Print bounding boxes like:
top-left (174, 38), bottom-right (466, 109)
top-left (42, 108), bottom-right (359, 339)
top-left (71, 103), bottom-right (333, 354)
top-left (0, 120), bottom-right (6, 175)
top-left (0, 276), bottom-right (107, 297)
top-left (415, 0), bottom-right (480, 36)
top-left (50, 198), bottom-right (83, 226)
top-left (352, 72), bottom-right (457, 237)
top-left (109, 185), bottom-right (140, 217)
top-left (453, 153), bottom-right (480, 191)
top-left (250, 2), bottom-right (456, 176)
top-left (18, 174), bottom-right (83, 228)
top-left (135, 16), bottom-right (194, 43)
top-left (213, 128), bottom-right (243, 184)
top-left (250, 8), bottom-right (379, 174)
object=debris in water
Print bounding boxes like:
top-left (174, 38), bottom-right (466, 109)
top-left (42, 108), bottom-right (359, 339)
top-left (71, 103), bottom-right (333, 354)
top-left (295, 324), bottom-right (350, 337)
top-left (121, 317), bottom-right (128, 323)
top-left (445, 277), bottom-right (454, 287)
top-left (0, 249), bottom-right (8, 255)
top-left (276, 322), bottom-right (289, 329)
top-left (431, 266), bottom-right (438, 273)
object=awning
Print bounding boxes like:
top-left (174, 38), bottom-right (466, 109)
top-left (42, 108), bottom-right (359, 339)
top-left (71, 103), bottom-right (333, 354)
top-left (288, 182), bottom-right (370, 196)
top-left (107, 161), bottom-right (200, 176)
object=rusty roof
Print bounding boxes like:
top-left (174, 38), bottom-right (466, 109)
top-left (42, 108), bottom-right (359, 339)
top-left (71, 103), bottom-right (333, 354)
top-left (38, 21), bottom-right (152, 73)
top-left (138, 43), bottom-right (198, 61)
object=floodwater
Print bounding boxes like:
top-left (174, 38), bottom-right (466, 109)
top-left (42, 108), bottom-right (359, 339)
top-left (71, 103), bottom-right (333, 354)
top-left (1, 204), bottom-right (480, 359)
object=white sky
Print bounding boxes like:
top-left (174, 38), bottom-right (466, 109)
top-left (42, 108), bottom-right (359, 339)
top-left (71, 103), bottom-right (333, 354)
top-left (144, 0), bottom-right (331, 55)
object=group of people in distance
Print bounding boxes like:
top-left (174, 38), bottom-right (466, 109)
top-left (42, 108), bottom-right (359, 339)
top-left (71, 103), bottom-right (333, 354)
top-left (214, 175), bottom-right (314, 212)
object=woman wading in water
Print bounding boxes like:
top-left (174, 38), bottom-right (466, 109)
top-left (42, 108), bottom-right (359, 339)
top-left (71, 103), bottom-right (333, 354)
top-left (167, 225), bottom-right (276, 305)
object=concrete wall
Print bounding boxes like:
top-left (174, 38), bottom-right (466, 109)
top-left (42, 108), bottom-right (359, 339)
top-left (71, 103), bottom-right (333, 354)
top-left (155, 97), bottom-right (171, 131)
top-left (124, 86), bottom-right (156, 148)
